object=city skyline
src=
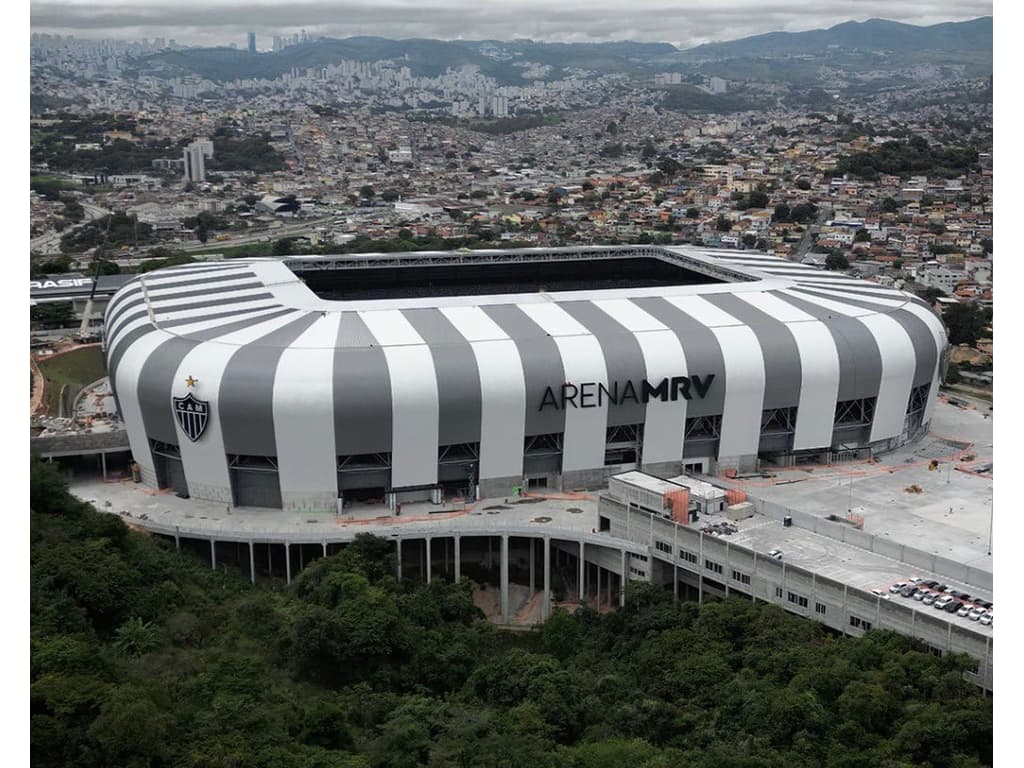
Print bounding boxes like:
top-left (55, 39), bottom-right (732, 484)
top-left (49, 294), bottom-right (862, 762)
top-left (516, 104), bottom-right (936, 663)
top-left (30, 0), bottom-right (992, 50)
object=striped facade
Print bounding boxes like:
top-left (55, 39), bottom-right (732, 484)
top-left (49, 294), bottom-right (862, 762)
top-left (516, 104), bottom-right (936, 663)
top-left (103, 247), bottom-right (948, 511)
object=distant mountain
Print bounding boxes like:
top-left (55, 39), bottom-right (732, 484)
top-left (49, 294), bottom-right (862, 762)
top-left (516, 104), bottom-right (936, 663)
top-left (681, 16), bottom-right (992, 60)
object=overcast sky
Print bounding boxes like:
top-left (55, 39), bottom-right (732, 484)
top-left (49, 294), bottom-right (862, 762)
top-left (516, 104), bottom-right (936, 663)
top-left (29, 0), bottom-right (993, 50)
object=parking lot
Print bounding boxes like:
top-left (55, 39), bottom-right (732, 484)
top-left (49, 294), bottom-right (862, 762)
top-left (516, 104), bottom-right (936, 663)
top-left (726, 395), bottom-right (994, 571)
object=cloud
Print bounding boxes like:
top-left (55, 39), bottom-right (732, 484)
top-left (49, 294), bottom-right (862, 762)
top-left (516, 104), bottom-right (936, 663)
top-left (29, 0), bottom-right (993, 48)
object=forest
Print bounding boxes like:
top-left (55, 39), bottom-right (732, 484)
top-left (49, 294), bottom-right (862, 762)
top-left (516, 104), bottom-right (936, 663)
top-left (31, 459), bottom-right (992, 768)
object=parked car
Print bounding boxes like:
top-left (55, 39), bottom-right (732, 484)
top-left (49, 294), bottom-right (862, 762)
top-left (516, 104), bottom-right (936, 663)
top-left (871, 588), bottom-right (890, 600)
top-left (947, 589), bottom-right (962, 598)
top-left (921, 580), bottom-right (939, 589)
top-left (767, 550), bottom-right (783, 560)
top-left (913, 590), bottom-right (929, 601)
top-left (908, 576), bottom-right (922, 585)
top-left (934, 595), bottom-right (954, 609)
top-left (959, 593), bottom-right (971, 602)
top-left (890, 581), bottom-right (908, 593)
top-left (980, 612), bottom-right (993, 626)
top-left (922, 592), bottom-right (939, 605)
top-left (968, 607), bottom-right (987, 621)
top-left (944, 600), bottom-right (962, 614)
top-left (935, 584), bottom-right (948, 593)
top-left (900, 585), bottom-right (918, 598)
top-left (957, 603), bottom-right (973, 617)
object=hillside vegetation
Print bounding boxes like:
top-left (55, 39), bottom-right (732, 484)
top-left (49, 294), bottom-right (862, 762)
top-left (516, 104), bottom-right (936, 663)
top-left (31, 460), bottom-right (992, 768)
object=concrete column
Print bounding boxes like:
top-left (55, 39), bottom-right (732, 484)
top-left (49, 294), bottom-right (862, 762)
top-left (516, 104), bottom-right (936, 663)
top-left (420, 538), bottom-right (427, 581)
top-left (396, 539), bottom-right (402, 581)
top-left (210, 539), bottom-right (216, 570)
top-left (268, 543), bottom-right (272, 576)
top-left (454, 535), bottom-right (461, 582)
top-left (322, 541), bottom-right (327, 557)
top-left (285, 543), bottom-right (291, 585)
top-left (444, 538), bottom-right (449, 577)
top-left (673, 523), bottom-right (679, 602)
top-left (426, 537), bottom-right (432, 583)
top-left (578, 540), bottom-right (585, 602)
top-left (500, 534), bottom-right (509, 624)
top-left (543, 536), bottom-right (551, 619)
top-left (529, 539), bottom-right (535, 593)
top-left (620, 549), bottom-right (627, 607)
top-left (174, 526), bottom-right (180, 552)
top-left (698, 532), bottom-right (704, 604)
top-left (299, 545), bottom-right (304, 571)
top-left (597, 566), bottom-right (602, 608)
top-left (248, 541), bottom-right (255, 585)
top-left (101, 452), bottom-right (107, 480)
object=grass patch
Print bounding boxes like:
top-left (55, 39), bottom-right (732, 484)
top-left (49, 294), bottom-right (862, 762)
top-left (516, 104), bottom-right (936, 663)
top-left (37, 346), bottom-right (106, 417)
top-left (185, 241), bottom-right (275, 259)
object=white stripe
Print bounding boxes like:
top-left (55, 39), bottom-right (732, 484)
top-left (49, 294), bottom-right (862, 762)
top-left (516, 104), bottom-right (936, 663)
top-left (171, 311), bottom-right (312, 504)
top-left (778, 289), bottom-right (878, 318)
top-left (664, 295), bottom-right (742, 328)
top-left (148, 288), bottom-right (273, 313)
top-left (156, 307), bottom-right (289, 337)
top-left (360, 310), bottom-right (439, 488)
top-left (273, 314), bottom-right (344, 511)
top-left (858, 314), bottom-right (917, 443)
top-left (735, 292), bottom-right (841, 450)
top-left (711, 325), bottom-right (766, 461)
top-left (791, 286), bottom-right (909, 307)
top-left (441, 307), bottom-right (525, 480)
top-left (153, 298), bottom-right (280, 323)
top-left (520, 303), bottom-right (608, 472)
top-left (144, 275), bottom-right (261, 297)
top-left (140, 266), bottom-right (254, 287)
top-left (900, 303), bottom-right (948, 426)
top-left (592, 299), bottom-right (688, 465)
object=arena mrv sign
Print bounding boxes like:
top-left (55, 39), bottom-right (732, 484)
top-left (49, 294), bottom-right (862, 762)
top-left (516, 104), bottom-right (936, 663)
top-left (539, 375), bottom-right (715, 411)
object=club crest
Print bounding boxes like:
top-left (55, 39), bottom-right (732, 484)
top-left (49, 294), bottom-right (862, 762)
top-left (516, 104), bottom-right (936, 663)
top-left (173, 392), bottom-right (210, 442)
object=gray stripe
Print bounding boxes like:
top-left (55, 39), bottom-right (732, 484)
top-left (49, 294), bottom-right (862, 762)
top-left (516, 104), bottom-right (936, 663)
top-left (558, 301), bottom-right (647, 427)
top-left (149, 292), bottom-right (276, 316)
top-left (769, 291), bottom-right (883, 401)
top-left (703, 294), bottom-right (802, 410)
top-left (184, 309), bottom-right (298, 343)
top-left (791, 284), bottom-right (905, 299)
top-left (106, 323), bottom-right (157, 406)
top-left (106, 290), bottom-right (146, 329)
top-left (790, 290), bottom-right (937, 389)
top-left (108, 307), bottom-right (151, 347)
top-left (136, 336), bottom-right (204, 445)
top-left (334, 313), bottom-right (392, 455)
top-left (219, 313), bottom-right (321, 456)
top-left (630, 297), bottom-right (726, 418)
top-left (142, 271), bottom-right (258, 292)
top-left (402, 308), bottom-right (482, 446)
top-left (145, 281), bottom-right (267, 303)
top-left (159, 304), bottom-right (283, 329)
top-left (482, 304), bottom-right (566, 437)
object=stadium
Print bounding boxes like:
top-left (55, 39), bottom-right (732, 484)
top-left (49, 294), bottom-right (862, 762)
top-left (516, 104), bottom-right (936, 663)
top-left (102, 245), bottom-right (948, 512)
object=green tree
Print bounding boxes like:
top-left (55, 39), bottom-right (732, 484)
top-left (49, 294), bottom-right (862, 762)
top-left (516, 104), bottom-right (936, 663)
top-left (773, 203), bottom-right (791, 222)
top-left (943, 302), bottom-right (989, 346)
top-left (825, 252), bottom-right (850, 271)
top-left (113, 617), bottom-right (160, 657)
top-left (716, 215), bottom-right (732, 232)
top-left (748, 190), bottom-right (768, 208)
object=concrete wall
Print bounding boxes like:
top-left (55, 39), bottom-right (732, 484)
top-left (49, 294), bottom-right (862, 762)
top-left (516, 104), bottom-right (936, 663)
top-left (598, 495), bottom-right (993, 690)
top-left (747, 497), bottom-right (993, 593)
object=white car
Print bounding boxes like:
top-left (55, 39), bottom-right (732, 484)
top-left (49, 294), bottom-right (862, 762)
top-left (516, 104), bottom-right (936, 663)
top-left (957, 603), bottom-right (972, 617)
top-left (767, 550), bottom-right (783, 560)
top-left (889, 581), bottom-right (908, 593)
top-left (979, 612), bottom-right (993, 626)
top-left (934, 595), bottom-right (954, 610)
top-left (968, 607), bottom-right (987, 621)
top-left (871, 588), bottom-right (890, 600)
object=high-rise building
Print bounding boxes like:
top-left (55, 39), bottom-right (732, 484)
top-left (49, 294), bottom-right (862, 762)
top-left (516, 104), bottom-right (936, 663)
top-left (183, 141), bottom-right (206, 184)
top-left (248, 32), bottom-right (256, 53)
